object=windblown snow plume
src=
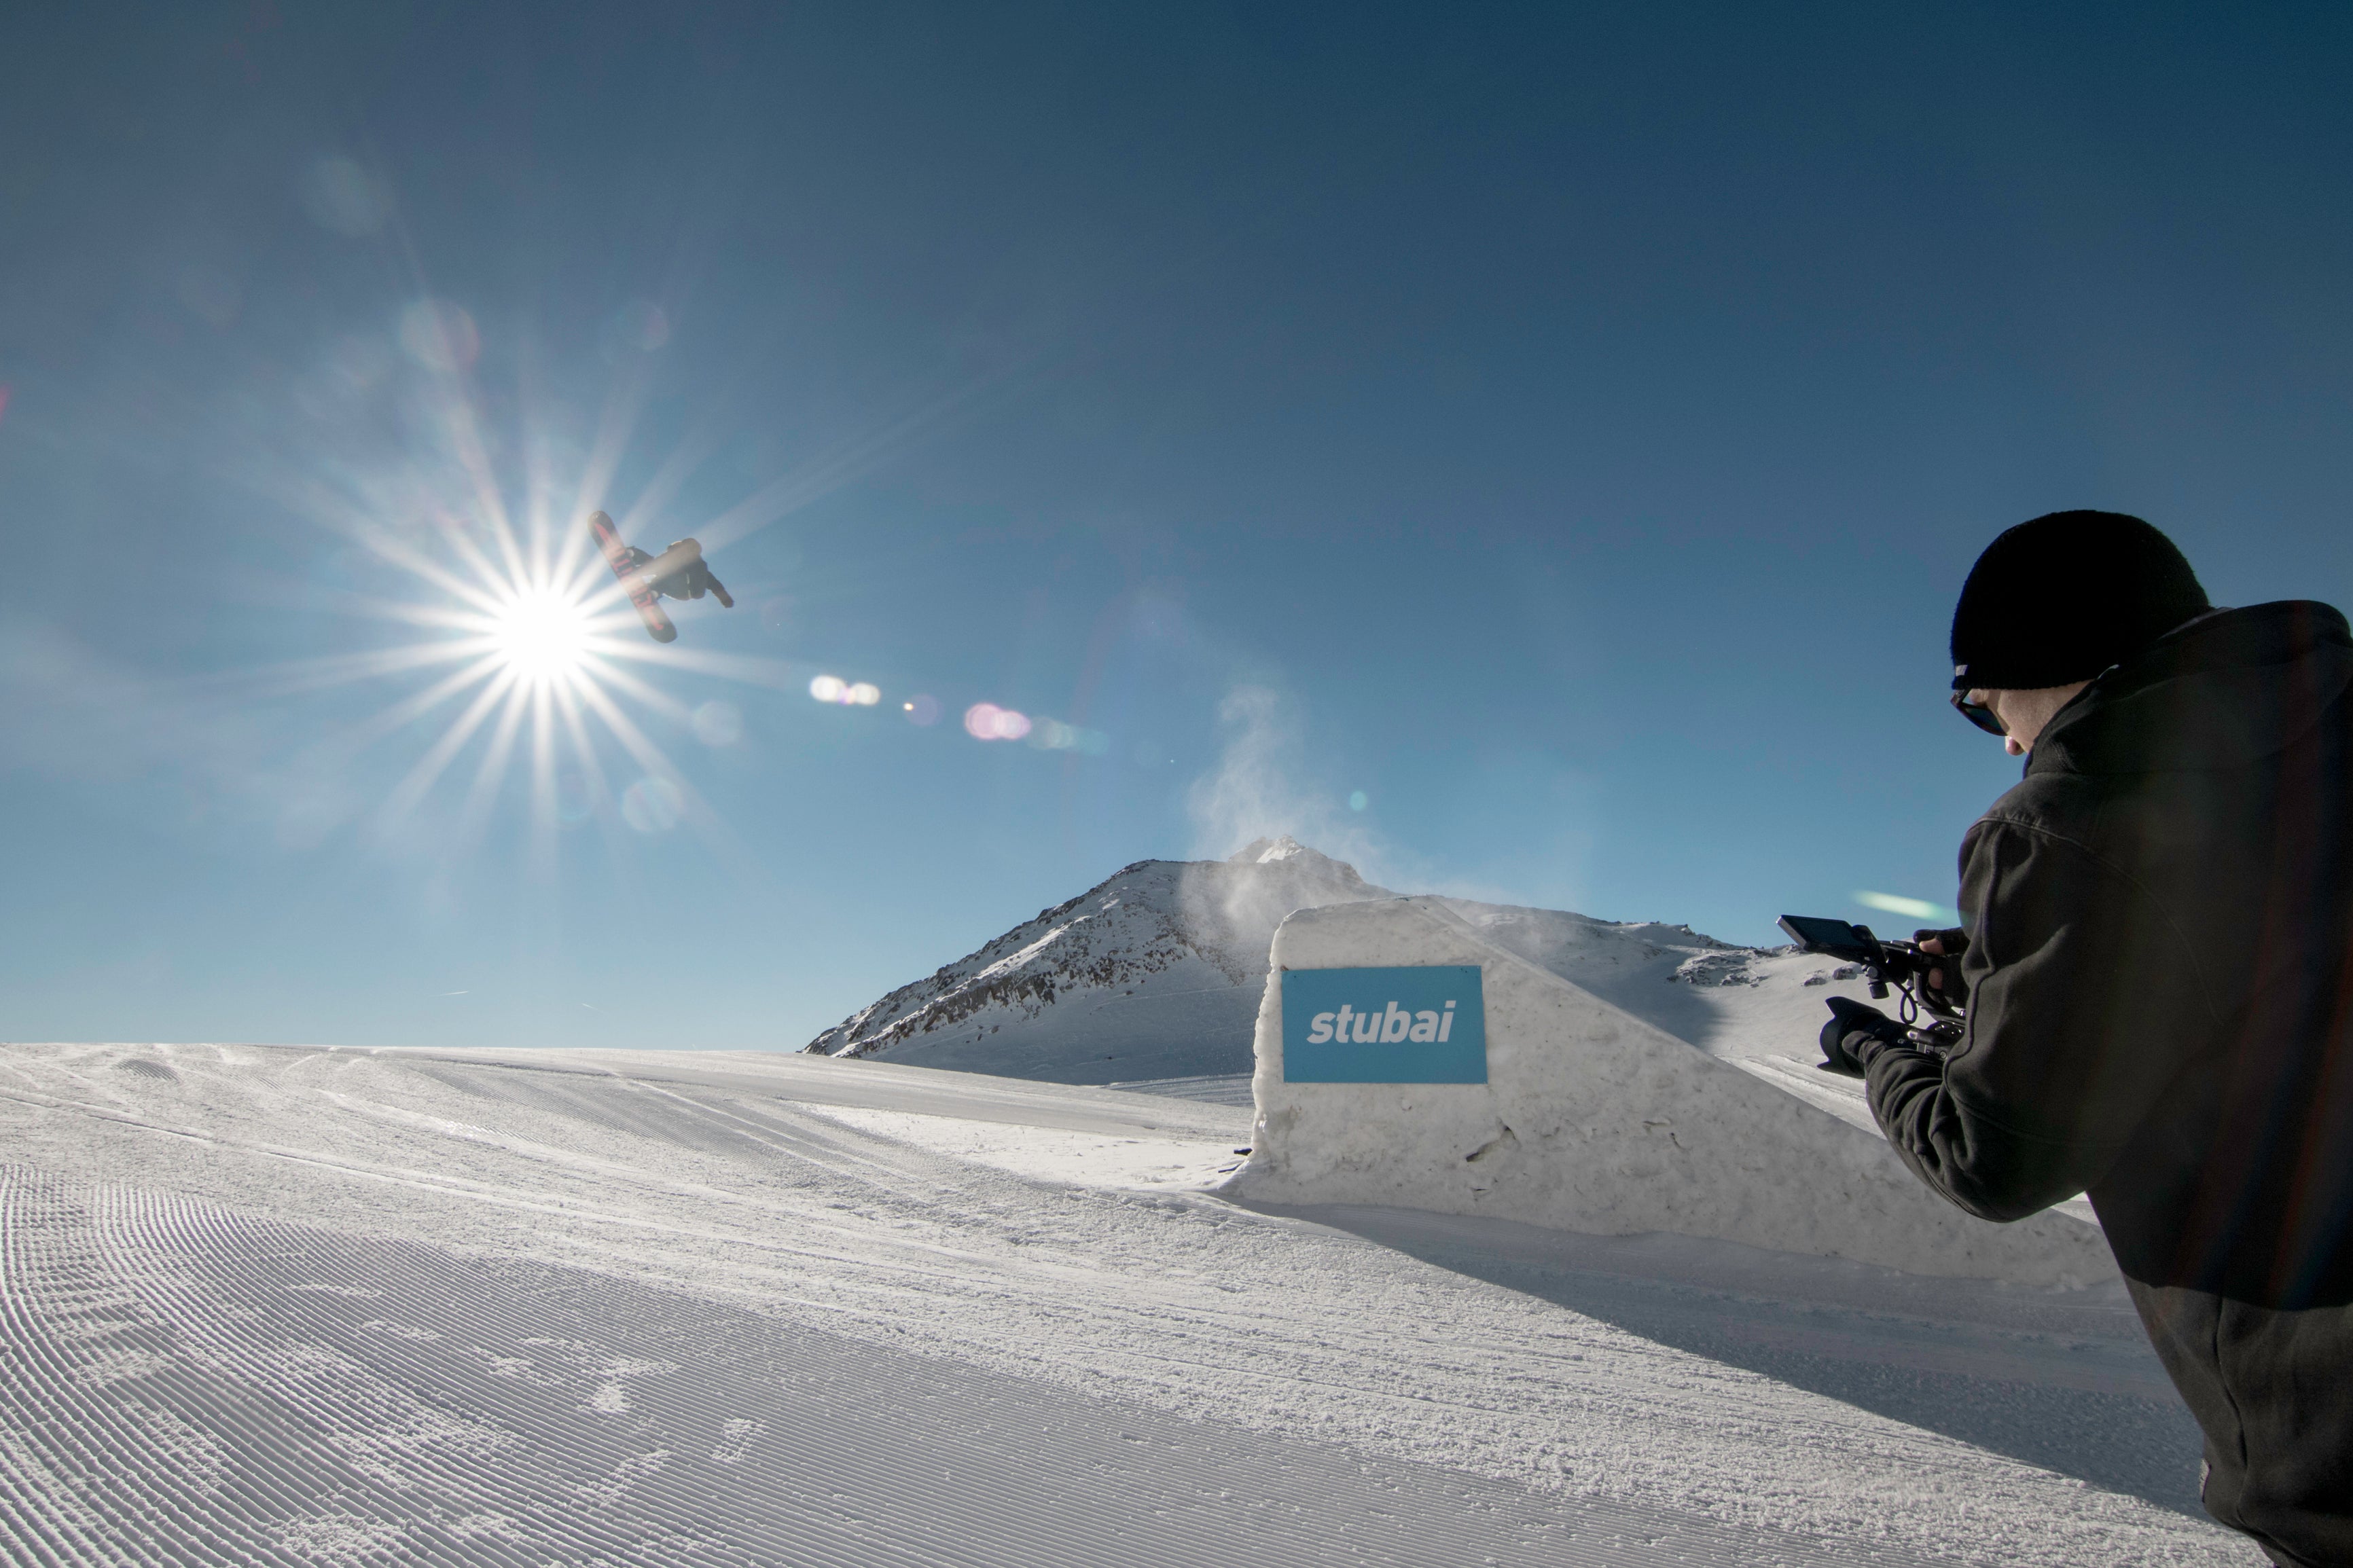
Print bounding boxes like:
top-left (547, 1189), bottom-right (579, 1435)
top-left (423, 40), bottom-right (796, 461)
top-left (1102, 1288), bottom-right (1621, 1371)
top-left (1186, 687), bottom-right (1380, 875)
top-left (1188, 689), bottom-right (1304, 853)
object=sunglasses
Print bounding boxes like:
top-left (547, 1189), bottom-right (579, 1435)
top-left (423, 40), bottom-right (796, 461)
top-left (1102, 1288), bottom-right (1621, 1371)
top-left (1951, 690), bottom-right (2007, 737)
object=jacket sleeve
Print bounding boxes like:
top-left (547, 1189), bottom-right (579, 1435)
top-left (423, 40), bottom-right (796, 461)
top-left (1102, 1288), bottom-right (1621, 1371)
top-left (1863, 816), bottom-right (2220, 1222)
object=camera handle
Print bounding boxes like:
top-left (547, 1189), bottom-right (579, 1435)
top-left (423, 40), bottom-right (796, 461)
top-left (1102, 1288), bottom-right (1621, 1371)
top-left (1850, 924), bottom-right (1916, 1021)
top-left (1850, 924), bottom-right (1959, 1027)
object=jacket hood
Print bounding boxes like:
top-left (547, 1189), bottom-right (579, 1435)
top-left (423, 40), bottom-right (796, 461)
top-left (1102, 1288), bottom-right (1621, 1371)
top-left (2030, 601), bottom-right (2353, 776)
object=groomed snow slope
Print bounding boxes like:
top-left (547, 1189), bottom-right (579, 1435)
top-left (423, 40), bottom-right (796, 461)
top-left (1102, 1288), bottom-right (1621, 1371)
top-left (1225, 898), bottom-right (2111, 1288)
top-left (0, 1041), bottom-right (2243, 1567)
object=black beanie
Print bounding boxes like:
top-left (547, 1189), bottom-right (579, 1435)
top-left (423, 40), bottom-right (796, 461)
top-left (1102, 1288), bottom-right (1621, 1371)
top-left (1950, 511), bottom-right (2210, 691)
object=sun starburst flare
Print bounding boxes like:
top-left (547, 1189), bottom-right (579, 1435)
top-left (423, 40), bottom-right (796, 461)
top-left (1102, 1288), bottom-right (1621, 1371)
top-left (259, 388), bottom-right (808, 873)
top-left (486, 587), bottom-right (596, 684)
top-left (325, 538), bottom-right (748, 869)
top-left (248, 299), bottom-right (1099, 877)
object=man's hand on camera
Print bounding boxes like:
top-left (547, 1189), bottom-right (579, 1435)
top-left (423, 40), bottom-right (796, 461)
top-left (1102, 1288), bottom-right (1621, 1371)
top-left (1820, 996), bottom-right (1910, 1076)
top-left (1914, 926), bottom-right (1970, 1013)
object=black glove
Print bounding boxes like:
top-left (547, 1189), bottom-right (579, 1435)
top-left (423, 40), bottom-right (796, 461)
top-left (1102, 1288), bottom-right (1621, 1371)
top-left (1819, 996), bottom-right (1909, 1076)
top-left (1913, 926), bottom-right (1969, 1015)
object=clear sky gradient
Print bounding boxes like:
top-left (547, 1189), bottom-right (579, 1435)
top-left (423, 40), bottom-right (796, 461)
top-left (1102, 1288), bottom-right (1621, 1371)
top-left (5, 3), bottom-right (2350, 1051)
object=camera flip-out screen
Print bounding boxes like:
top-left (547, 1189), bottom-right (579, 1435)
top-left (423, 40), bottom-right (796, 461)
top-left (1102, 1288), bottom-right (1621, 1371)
top-left (1778, 915), bottom-right (1878, 955)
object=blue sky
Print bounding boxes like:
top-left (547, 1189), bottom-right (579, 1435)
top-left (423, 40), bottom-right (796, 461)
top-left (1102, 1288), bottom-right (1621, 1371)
top-left (4, 3), bottom-right (2350, 1051)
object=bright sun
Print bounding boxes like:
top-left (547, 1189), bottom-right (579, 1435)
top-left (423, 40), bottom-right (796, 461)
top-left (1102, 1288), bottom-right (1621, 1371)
top-left (490, 588), bottom-right (594, 682)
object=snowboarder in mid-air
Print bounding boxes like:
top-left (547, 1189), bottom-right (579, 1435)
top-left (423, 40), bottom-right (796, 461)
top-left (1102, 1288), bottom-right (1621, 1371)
top-left (586, 510), bottom-right (733, 643)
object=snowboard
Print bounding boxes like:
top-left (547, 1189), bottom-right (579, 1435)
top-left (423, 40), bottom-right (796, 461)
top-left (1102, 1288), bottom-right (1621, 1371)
top-left (586, 510), bottom-right (677, 643)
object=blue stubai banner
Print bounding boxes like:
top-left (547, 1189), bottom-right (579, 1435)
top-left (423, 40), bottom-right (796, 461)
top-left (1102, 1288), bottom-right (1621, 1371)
top-left (1280, 966), bottom-right (1488, 1083)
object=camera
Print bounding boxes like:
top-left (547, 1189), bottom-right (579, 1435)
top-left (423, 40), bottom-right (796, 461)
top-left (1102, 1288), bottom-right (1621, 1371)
top-left (1777, 914), bottom-right (1964, 1040)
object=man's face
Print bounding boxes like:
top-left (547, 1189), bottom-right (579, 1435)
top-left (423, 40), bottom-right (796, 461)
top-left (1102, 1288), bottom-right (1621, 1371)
top-left (1962, 689), bottom-right (2026, 756)
top-left (1964, 684), bottom-right (2091, 757)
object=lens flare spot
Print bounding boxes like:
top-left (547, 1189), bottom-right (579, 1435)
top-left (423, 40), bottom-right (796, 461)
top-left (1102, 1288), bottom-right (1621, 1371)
top-left (1854, 890), bottom-right (1959, 924)
top-left (399, 299), bottom-right (480, 371)
top-left (554, 767), bottom-right (595, 825)
top-left (299, 156), bottom-right (390, 237)
top-left (606, 299), bottom-right (671, 355)
top-left (621, 777), bottom-right (684, 834)
top-left (491, 589), bottom-right (592, 682)
top-left (1348, 790), bottom-right (1369, 812)
top-left (1023, 718), bottom-right (1109, 753)
top-left (692, 699), bottom-right (743, 746)
top-left (810, 675), bottom-right (880, 706)
top-left (903, 694), bottom-right (941, 726)
top-left (965, 703), bottom-right (1032, 741)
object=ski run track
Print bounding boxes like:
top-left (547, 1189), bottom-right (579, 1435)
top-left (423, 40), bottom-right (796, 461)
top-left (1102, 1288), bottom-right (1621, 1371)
top-left (0, 1042), bottom-right (2255, 1567)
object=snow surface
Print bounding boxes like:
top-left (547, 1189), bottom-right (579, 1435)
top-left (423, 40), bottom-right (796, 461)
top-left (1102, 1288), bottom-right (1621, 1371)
top-left (1224, 898), bottom-right (2106, 1286)
top-left (0, 1040), bottom-right (2250, 1565)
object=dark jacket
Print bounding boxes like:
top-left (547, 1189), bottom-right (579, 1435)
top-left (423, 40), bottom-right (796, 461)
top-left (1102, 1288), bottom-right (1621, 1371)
top-left (1861, 601), bottom-right (2353, 1567)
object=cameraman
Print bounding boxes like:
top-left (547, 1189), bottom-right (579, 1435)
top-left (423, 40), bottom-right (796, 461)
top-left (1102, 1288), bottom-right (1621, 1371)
top-left (1821, 511), bottom-right (2353, 1566)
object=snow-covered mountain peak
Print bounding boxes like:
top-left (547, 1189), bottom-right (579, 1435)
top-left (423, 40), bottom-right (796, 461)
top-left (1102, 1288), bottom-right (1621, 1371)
top-left (1232, 833), bottom-right (1332, 867)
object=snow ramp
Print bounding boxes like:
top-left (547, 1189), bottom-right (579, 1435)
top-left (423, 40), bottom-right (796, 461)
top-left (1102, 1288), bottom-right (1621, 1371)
top-left (1221, 898), bottom-right (2113, 1288)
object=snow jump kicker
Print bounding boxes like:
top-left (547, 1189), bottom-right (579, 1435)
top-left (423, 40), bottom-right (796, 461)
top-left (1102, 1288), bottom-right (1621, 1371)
top-left (1220, 896), bottom-right (2113, 1289)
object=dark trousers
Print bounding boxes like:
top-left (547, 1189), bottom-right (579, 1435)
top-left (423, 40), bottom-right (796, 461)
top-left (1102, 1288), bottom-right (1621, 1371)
top-left (2130, 1281), bottom-right (2353, 1566)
